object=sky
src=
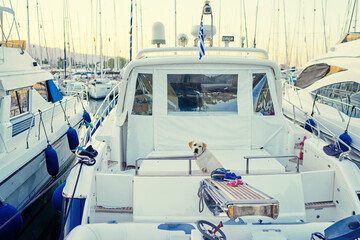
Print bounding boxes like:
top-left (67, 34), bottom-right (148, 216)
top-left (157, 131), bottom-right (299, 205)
top-left (2, 0), bottom-right (358, 66)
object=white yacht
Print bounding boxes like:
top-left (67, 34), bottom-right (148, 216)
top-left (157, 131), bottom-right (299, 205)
top-left (58, 78), bottom-right (88, 96)
top-left (0, 6), bottom-right (89, 215)
top-left (88, 77), bottom-right (117, 99)
top-left (282, 33), bottom-right (360, 154)
top-left (59, 43), bottom-right (360, 240)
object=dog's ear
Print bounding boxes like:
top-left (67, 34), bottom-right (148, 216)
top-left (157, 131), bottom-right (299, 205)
top-left (202, 142), bottom-right (207, 152)
top-left (188, 141), bottom-right (194, 149)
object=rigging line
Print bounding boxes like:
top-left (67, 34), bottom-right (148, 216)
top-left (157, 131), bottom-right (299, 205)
top-left (347, 0), bottom-right (358, 33)
top-left (341, 0), bottom-right (353, 35)
top-left (39, 0), bottom-right (50, 63)
top-left (243, 0), bottom-right (248, 48)
top-left (253, 0), bottom-right (259, 48)
top-left (312, 0), bottom-right (316, 59)
top-left (36, 0), bottom-right (42, 64)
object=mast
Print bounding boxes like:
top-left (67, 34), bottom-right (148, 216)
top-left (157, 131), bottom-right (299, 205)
top-left (174, 0), bottom-right (177, 47)
top-left (63, 0), bottom-right (67, 78)
top-left (253, 0), bottom-right (259, 48)
top-left (312, 0), bottom-right (316, 59)
top-left (113, 0), bottom-right (118, 70)
top-left (321, 0), bottom-right (328, 53)
top-left (135, 0), bottom-right (138, 55)
top-left (36, 0), bottom-right (42, 65)
top-left (218, 0), bottom-right (221, 46)
top-left (283, 0), bottom-right (289, 68)
top-left (140, 0), bottom-right (143, 50)
top-left (130, 0), bottom-right (133, 61)
top-left (99, 0), bottom-right (103, 80)
top-left (27, 0), bottom-right (31, 56)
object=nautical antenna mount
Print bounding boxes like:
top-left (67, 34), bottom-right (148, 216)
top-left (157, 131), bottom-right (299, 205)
top-left (201, 0), bottom-right (213, 47)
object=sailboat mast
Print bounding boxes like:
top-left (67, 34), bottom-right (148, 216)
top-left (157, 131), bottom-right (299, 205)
top-left (321, 0), bottom-right (328, 53)
top-left (130, 0), bottom-right (133, 61)
top-left (99, 0), bottom-right (103, 80)
top-left (27, 0), bottom-right (31, 56)
top-left (63, 0), bottom-right (67, 78)
top-left (283, 0), bottom-right (289, 68)
top-left (174, 0), bottom-right (177, 47)
top-left (36, 0), bottom-right (42, 65)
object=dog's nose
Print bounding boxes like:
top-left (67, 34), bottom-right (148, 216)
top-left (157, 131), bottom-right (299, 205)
top-left (194, 148), bottom-right (198, 154)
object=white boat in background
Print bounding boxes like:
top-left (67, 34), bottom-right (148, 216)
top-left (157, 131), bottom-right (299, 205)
top-left (59, 36), bottom-right (360, 239)
top-left (88, 77), bottom-right (118, 99)
top-left (59, 78), bottom-right (88, 96)
top-left (282, 33), bottom-right (360, 154)
top-left (0, 6), bottom-right (90, 236)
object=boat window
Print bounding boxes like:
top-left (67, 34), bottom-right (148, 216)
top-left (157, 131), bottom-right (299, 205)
top-left (314, 81), bottom-right (360, 118)
top-left (295, 64), bottom-right (347, 88)
top-left (9, 88), bottom-right (29, 118)
top-left (132, 73), bottom-right (152, 115)
top-left (33, 81), bottom-right (52, 102)
top-left (167, 74), bottom-right (238, 113)
top-left (252, 73), bottom-right (274, 116)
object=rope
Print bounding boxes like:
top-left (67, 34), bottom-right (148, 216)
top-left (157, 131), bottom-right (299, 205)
top-left (345, 105), bottom-right (356, 133)
top-left (310, 94), bottom-right (318, 117)
top-left (38, 109), bottom-right (50, 144)
top-left (59, 101), bottom-right (72, 127)
top-left (58, 162), bottom-right (83, 240)
top-left (0, 161), bottom-right (80, 232)
top-left (198, 184), bottom-right (204, 213)
top-left (311, 232), bottom-right (326, 240)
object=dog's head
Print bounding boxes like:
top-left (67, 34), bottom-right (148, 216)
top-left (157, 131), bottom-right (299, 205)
top-left (188, 141), bottom-right (207, 156)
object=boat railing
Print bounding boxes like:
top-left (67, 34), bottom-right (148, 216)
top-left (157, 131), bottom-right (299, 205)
top-left (282, 96), bottom-right (352, 159)
top-left (134, 155), bottom-right (301, 176)
top-left (136, 47), bottom-right (269, 60)
top-left (135, 156), bottom-right (197, 175)
top-left (25, 91), bottom-right (88, 149)
top-left (244, 155), bottom-right (300, 173)
top-left (283, 81), bottom-right (360, 120)
top-left (0, 6), bottom-right (24, 54)
top-left (79, 81), bottom-right (122, 147)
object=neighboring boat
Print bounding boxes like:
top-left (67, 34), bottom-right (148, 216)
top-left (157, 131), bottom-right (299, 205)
top-left (59, 41), bottom-right (360, 239)
top-left (58, 78), bottom-right (88, 96)
top-left (0, 5), bottom-right (89, 218)
top-left (88, 77), bottom-right (117, 99)
top-left (282, 33), bottom-right (360, 154)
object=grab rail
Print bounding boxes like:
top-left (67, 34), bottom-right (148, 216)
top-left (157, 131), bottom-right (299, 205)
top-left (135, 155), bottom-right (197, 175)
top-left (282, 96), bottom-right (352, 158)
top-left (136, 47), bottom-right (269, 59)
top-left (243, 155), bottom-right (300, 174)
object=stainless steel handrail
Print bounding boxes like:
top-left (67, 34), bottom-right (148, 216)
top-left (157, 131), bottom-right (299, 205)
top-left (243, 155), bottom-right (300, 174)
top-left (135, 155), bottom-right (197, 175)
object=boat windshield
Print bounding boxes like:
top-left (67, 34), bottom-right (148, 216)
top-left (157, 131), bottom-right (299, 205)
top-left (167, 74), bottom-right (238, 113)
top-left (295, 64), bottom-right (347, 88)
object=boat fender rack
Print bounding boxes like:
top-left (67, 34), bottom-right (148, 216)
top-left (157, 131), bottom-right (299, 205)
top-left (198, 178), bottom-right (279, 220)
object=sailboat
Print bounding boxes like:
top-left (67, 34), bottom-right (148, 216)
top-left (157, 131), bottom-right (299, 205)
top-left (88, 0), bottom-right (118, 100)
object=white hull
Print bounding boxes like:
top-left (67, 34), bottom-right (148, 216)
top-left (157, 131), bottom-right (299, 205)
top-left (0, 123), bottom-right (80, 210)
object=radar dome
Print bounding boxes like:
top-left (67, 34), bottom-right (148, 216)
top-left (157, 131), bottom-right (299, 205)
top-left (152, 22), bottom-right (166, 46)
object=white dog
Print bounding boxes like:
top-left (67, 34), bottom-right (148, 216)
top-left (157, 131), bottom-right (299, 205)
top-left (188, 141), bottom-right (223, 173)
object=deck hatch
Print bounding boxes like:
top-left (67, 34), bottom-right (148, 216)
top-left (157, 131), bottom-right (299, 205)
top-left (200, 178), bottom-right (279, 220)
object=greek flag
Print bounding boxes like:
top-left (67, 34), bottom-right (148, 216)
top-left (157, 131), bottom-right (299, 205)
top-left (198, 22), bottom-right (205, 60)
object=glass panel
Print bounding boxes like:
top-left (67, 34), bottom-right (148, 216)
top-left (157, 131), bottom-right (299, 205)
top-left (33, 81), bottom-right (49, 101)
top-left (253, 73), bottom-right (275, 116)
top-left (132, 73), bottom-right (153, 115)
top-left (9, 88), bottom-right (29, 118)
top-left (314, 81), bottom-right (360, 118)
top-left (167, 74), bottom-right (238, 113)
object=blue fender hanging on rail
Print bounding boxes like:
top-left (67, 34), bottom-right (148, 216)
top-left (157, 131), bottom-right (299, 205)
top-left (83, 111), bottom-right (91, 123)
top-left (0, 202), bottom-right (23, 240)
top-left (67, 127), bottom-right (79, 151)
top-left (45, 145), bottom-right (59, 177)
top-left (52, 182), bottom-right (66, 212)
top-left (339, 132), bottom-right (352, 152)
